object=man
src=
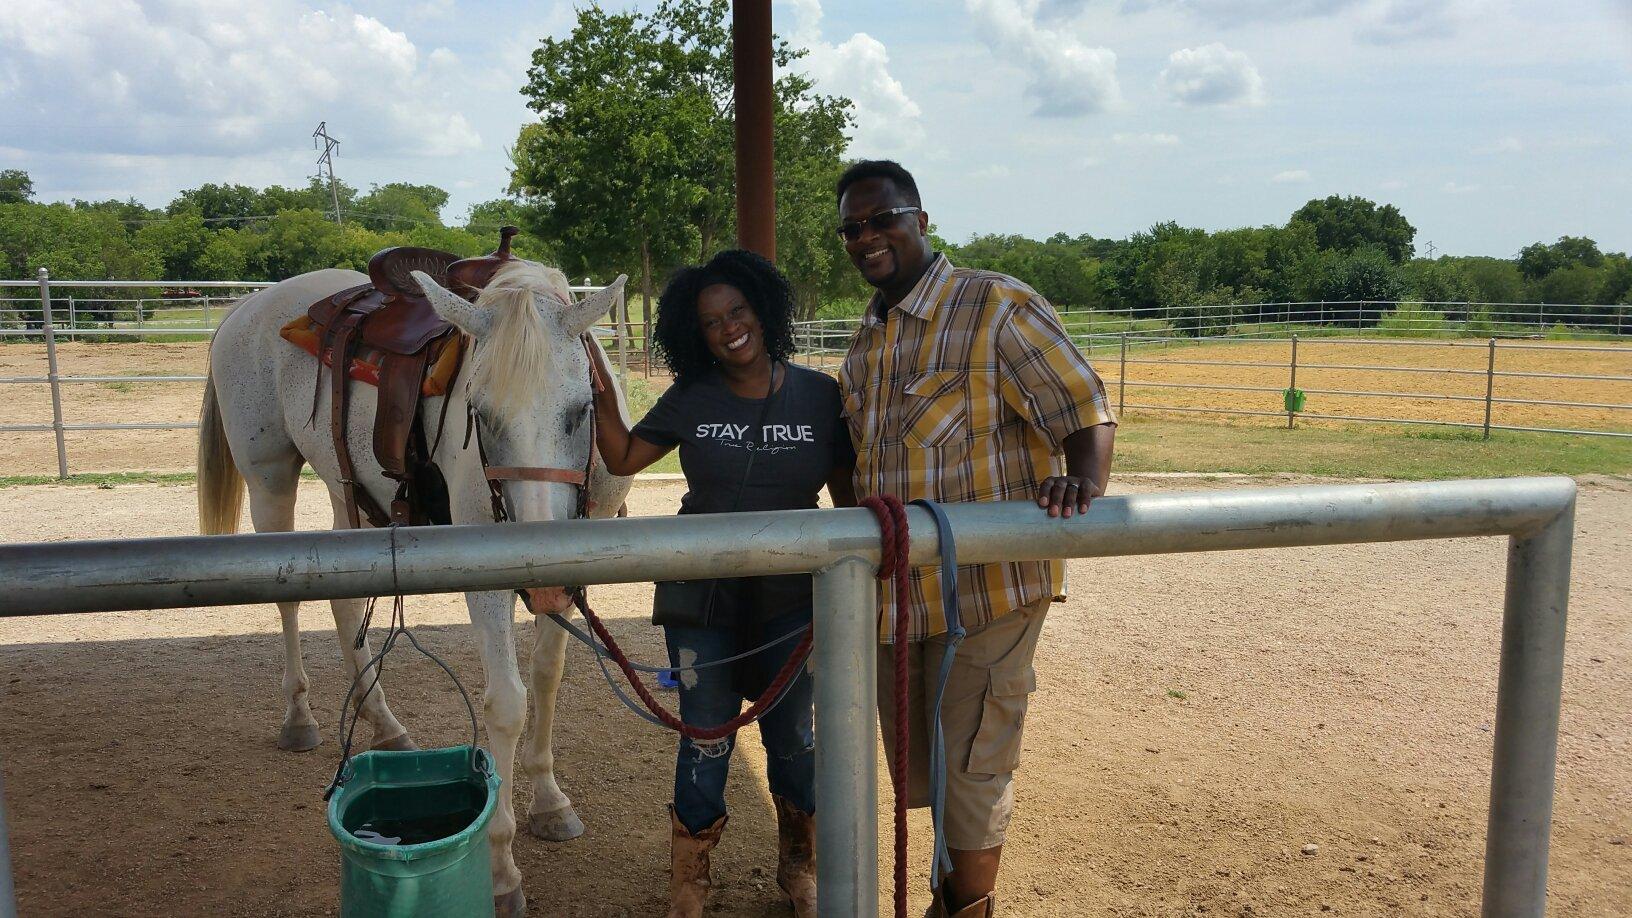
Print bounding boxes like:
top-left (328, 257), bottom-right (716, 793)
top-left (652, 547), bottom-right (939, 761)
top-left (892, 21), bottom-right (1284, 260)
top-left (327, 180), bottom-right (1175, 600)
top-left (835, 160), bottom-right (1116, 917)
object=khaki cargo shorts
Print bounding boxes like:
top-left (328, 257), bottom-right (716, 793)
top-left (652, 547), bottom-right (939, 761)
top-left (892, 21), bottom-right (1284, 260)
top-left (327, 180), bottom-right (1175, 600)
top-left (877, 595), bottom-right (1048, 851)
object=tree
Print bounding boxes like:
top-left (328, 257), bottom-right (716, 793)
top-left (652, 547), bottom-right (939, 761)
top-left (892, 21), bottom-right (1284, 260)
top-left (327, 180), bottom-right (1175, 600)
top-left (1315, 246), bottom-right (1407, 320)
top-left (0, 170), bottom-right (33, 204)
top-left (1290, 195), bottom-right (1416, 263)
top-left (167, 183), bottom-right (265, 223)
top-left (1519, 236), bottom-right (1604, 281)
top-left (351, 183), bottom-right (451, 231)
top-left (135, 211), bottom-right (213, 279)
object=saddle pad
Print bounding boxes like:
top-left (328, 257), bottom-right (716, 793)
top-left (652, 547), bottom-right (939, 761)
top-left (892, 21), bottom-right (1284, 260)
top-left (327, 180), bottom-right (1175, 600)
top-left (280, 316), bottom-right (464, 396)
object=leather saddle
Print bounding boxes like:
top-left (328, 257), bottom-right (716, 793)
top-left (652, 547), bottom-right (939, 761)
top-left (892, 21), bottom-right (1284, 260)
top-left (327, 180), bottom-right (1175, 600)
top-left (293, 227), bottom-right (521, 529)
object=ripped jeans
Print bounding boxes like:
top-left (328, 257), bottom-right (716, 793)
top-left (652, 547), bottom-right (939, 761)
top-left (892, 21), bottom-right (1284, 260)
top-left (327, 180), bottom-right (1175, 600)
top-left (664, 605), bottom-right (816, 835)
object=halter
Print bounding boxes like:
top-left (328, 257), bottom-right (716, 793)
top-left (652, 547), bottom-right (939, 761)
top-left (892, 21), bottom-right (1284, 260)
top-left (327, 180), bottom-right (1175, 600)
top-left (463, 334), bottom-right (605, 526)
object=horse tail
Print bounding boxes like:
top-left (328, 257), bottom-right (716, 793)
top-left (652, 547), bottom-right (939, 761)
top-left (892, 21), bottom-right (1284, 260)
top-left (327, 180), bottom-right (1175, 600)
top-left (197, 361), bottom-right (244, 535)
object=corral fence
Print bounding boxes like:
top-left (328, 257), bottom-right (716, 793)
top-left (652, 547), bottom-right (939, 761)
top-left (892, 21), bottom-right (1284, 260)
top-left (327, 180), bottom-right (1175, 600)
top-left (0, 477), bottom-right (1579, 917)
top-left (792, 303), bottom-right (1632, 441)
top-left (0, 271), bottom-right (626, 478)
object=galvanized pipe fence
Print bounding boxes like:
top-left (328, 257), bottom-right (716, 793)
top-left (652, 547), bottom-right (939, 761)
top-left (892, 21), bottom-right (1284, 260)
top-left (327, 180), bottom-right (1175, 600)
top-left (0, 477), bottom-right (1580, 917)
top-left (0, 272), bottom-right (623, 477)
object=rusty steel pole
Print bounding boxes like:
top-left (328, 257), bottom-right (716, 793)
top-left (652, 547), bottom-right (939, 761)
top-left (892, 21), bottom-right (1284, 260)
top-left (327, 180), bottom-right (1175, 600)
top-left (733, 0), bottom-right (775, 260)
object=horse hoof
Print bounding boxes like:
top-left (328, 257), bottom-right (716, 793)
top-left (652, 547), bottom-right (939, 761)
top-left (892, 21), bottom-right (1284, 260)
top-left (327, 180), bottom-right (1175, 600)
top-left (371, 732), bottom-right (417, 752)
top-left (494, 885), bottom-right (527, 917)
top-left (277, 723), bottom-right (322, 752)
top-left (527, 805), bottom-right (585, 842)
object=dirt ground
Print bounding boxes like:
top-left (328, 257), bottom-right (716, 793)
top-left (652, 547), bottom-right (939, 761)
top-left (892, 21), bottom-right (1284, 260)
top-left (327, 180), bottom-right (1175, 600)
top-left (1, 476), bottom-right (1627, 917)
top-left (2, 339), bottom-right (1629, 476)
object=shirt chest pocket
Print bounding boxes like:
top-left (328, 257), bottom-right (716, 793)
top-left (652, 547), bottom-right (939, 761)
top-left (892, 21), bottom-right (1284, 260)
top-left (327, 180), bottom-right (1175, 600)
top-left (900, 370), bottom-right (970, 448)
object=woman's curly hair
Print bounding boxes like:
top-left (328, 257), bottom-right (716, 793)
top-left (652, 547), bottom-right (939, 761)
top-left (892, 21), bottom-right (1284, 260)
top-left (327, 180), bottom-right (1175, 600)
top-left (653, 249), bottom-right (797, 384)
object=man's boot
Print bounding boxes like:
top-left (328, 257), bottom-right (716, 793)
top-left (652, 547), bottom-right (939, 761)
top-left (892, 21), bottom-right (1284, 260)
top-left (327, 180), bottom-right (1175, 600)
top-left (668, 806), bottom-right (727, 918)
top-left (773, 795), bottom-right (817, 917)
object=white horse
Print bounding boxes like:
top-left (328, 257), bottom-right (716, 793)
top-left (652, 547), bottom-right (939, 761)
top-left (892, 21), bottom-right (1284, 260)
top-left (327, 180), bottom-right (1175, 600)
top-left (197, 260), bottom-right (632, 916)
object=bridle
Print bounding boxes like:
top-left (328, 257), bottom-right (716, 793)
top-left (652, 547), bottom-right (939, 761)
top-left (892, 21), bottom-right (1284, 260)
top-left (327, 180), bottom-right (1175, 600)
top-left (462, 333), bottom-right (606, 527)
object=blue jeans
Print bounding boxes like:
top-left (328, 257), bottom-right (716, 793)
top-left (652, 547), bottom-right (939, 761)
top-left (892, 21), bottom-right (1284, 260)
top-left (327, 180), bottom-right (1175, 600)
top-left (664, 604), bottom-right (816, 835)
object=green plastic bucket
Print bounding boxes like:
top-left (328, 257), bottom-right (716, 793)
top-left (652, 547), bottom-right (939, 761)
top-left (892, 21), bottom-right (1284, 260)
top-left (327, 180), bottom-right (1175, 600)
top-left (328, 745), bottom-right (500, 918)
top-left (1283, 387), bottom-right (1307, 412)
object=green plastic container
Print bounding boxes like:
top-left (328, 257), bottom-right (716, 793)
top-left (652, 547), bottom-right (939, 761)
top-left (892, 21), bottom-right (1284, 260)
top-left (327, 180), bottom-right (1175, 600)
top-left (328, 745), bottom-right (500, 918)
top-left (1283, 387), bottom-right (1307, 412)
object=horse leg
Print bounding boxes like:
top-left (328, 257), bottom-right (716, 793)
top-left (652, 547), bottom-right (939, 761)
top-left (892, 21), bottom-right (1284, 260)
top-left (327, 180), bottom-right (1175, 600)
top-left (468, 590), bottom-right (529, 917)
top-left (244, 463), bottom-right (321, 752)
top-left (328, 596), bottom-right (414, 751)
top-left (523, 616), bottom-right (584, 841)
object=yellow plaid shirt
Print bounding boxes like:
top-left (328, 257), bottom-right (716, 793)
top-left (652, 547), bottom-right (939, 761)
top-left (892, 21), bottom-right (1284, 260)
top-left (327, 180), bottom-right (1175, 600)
top-left (839, 254), bottom-right (1116, 641)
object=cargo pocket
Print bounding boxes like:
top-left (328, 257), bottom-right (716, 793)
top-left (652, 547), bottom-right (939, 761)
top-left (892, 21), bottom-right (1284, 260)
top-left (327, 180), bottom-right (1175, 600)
top-left (965, 663), bottom-right (1038, 776)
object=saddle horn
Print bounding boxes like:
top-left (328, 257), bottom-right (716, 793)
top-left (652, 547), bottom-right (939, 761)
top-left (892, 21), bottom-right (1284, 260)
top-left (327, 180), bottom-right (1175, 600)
top-left (446, 226), bottom-right (521, 298)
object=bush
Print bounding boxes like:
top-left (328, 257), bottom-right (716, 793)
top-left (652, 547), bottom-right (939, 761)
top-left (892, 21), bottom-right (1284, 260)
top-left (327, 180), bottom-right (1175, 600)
top-left (1375, 302), bottom-right (1449, 337)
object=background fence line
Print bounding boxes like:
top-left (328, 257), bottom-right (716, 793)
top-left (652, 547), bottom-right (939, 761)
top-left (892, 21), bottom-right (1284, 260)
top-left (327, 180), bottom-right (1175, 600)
top-left (2, 273), bottom-right (1630, 477)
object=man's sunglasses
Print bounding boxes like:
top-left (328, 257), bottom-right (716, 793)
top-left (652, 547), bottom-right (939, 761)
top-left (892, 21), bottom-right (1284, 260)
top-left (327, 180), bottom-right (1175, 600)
top-left (835, 206), bottom-right (921, 242)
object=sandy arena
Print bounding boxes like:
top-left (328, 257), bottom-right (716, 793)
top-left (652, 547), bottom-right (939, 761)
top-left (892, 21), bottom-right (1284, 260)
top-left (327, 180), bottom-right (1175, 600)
top-left (1, 338), bottom-right (1629, 476)
top-left (1, 476), bottom-right (1628, 917)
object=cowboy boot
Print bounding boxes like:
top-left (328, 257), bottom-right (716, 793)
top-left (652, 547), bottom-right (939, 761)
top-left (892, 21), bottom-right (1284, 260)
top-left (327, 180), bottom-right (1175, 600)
top-left (668, 805), bottom-right (728, 918)
top-left (773, 795), bottom-right (817, 917)
top-left (927, 889), bottom-right (997, 918)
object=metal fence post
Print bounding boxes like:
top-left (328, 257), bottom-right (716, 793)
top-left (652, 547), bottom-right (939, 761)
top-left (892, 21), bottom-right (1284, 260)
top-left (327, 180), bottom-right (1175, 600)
top-left (1482, 500), bottom-right (1573, 917)
top-left (37, 269), bottom-right (68, 479)
top-left (67, 295), bottom-right (76, 342)
top-left (1287, 334), bottom-right (1299, 430)
top-left (0, 763), bottom-right (16, 918)
top-left (1483, 338), bottom-right (1498, 440)
top-left (1118, 331), bottom-right (1128, 416)
top-left (614, 284), bottom-right (628, 388)
top-left (812, 556), bottom-right (879, 918)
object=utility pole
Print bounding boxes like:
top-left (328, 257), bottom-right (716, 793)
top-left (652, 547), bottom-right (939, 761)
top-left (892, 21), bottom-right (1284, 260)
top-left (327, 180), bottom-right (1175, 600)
top-left (1425, 240), bottom-right (1437, 260)
top-left (312, 121), bottom-right (343, 224)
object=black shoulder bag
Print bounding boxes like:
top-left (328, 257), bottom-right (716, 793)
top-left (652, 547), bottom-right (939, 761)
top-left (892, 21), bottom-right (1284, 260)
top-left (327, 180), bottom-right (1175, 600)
top-left (652, 363), bottom-right (783, 628)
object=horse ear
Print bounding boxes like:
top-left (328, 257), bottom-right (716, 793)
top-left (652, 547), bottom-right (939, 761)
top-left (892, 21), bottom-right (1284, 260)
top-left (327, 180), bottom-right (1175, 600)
top-left (561, 275), bottom-right (626, 338)
top-left (413, 270), bottom-right (492, 337)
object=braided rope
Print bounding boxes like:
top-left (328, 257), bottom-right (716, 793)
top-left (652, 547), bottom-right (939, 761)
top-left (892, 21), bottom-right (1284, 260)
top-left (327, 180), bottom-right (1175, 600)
top-left (862, 494), bottom-right (912, 918)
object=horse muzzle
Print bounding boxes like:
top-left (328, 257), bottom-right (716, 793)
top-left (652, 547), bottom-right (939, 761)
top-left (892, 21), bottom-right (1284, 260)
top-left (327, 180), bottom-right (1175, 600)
top-left (523, 587), bottom-right (575, 616)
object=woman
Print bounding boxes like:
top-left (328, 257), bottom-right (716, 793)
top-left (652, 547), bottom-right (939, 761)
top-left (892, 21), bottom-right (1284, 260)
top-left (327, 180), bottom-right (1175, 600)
top-left (592, 249), bottom-right (856, 918)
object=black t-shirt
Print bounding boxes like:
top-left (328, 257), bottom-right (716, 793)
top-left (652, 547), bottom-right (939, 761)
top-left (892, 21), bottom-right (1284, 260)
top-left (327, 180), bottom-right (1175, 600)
top-left (632, 363), bottom-right (855, 515)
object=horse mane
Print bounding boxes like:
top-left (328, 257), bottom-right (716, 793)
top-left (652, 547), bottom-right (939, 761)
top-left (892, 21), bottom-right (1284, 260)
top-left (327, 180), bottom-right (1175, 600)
top-left (466, 258), bottom-right (574, 424)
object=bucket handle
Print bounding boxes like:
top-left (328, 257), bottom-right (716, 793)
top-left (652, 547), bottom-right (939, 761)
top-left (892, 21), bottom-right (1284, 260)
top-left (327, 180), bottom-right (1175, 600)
top-left (323, 533), bottom-right (486, 801)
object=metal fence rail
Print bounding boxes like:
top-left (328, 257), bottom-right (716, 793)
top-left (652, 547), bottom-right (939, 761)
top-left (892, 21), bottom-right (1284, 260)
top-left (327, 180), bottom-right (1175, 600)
top-left (0, 271), bottom-right (625, 477)
top-left (0, 477), bottom-right (1579, 917)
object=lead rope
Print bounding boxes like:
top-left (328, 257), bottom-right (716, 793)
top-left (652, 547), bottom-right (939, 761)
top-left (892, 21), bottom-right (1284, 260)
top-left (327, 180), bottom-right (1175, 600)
top-left (861, 494), bottom-right (912, 918)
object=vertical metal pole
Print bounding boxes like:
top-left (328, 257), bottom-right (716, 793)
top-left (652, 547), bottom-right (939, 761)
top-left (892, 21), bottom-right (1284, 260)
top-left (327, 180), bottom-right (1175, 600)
top-left (1481, 502), bottom-right (1573, 918)
top-left (0, 763), bottom-right (15, 918)
top-left (733, 0), bottom-right (775, 261)
top-left (1287, 334), bottom-right (1299, 430)
top-left (67, 295), bottom-right (76, 343)
top-left (614, 284), bottom-right (628, 388)
top-left (204, 296), bottom-right (213, 331)
top-left (1483, 338), bottom-right (1497, 440)
top-left (37, 270), bottom-right (68, 479)
top-left (813, 556), bottom-right (879, 918)
top-left (1118, 332), bottom-right (1128, 416)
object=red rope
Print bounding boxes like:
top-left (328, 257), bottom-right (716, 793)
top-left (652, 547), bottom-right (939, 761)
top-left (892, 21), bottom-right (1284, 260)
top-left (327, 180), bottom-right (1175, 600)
top-left (570, 594), bottom-right (813, 742)
top-left (862, 494), bottom-right (912, 918)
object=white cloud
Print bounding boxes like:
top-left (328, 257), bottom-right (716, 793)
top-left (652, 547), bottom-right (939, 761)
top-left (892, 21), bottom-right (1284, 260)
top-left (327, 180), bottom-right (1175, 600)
top-left (0, 0), bottom-right (481, 159)
top-left (1359, 0), bottom-right (1467, 45)
top-left (1120, 0), bottom-right (1361, 26)
top-left (1158, 43), bottom-right (1266, 106)
top-left (971, 164), bottom-right (1013, 179)
top-left (1271, 169), bottom-right (1310, 183)
top-left (1442, 181), bottom-right (1481, 194)
top-left (1112, 132), bottom-right (1181, 146)
top-left (964, 0), bottom-right (1121, 117)
top-left (779, 0), bottom-right (923, 154)
top-left (1379, 179), bottom-right (1407, 190)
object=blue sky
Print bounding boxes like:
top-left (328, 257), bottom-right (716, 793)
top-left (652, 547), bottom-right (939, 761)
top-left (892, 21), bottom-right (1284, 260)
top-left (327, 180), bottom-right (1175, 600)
top-left (1, 0), bottom-right (1628, 257)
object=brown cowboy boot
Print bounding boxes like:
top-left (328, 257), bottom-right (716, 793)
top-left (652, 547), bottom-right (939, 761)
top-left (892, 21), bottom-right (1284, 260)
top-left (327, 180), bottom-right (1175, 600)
top-left (773, 795), bottom-right (817, 917)
top-left (928, 889), bottom-right (997, 918)
top-left (668, 806), bottom-right (728, 918)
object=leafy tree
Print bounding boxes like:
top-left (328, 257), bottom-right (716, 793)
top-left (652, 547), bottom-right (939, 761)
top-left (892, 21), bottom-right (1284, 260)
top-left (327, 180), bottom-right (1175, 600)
top-left (1315, 246), bottom-right (1407, 320)
top-left (351, 182), bottom-right (451, 231)
top-left (1519, 235), bottom-right (1604, 281)
top-left (135, 211), bottom-right (213, 279)
top-left (167, 183), bottom-right (265, 222)
top-left (1451, 256), bottom-right (1527, 303)
top-left (1290, 195), bottom-right (1416, 263)
top-left (0, 170), bottom-right (33, 204)
top-left (1537, 264), bottom-right (1601, 305)
top-left (1402, 259), bottom-right (1475, 308)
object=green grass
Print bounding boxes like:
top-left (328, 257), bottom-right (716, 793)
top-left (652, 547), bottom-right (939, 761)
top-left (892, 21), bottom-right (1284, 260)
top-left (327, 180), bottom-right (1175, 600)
top-left (1115, 416), bottom-right (1632, 480)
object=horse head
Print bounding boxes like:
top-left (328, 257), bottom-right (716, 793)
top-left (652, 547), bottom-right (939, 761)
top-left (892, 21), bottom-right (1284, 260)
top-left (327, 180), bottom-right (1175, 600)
top-left (412, 263), bottom-right (627, 612)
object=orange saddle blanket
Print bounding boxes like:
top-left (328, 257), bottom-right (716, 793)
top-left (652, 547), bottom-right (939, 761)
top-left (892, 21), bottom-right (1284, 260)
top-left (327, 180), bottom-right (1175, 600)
top-left (279, 316), bottom-right (463, 397)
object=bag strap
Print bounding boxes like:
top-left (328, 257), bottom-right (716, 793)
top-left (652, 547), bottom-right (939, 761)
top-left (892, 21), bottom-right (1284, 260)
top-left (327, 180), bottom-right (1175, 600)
top-left (697, 361), bottom-right (784, 619)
